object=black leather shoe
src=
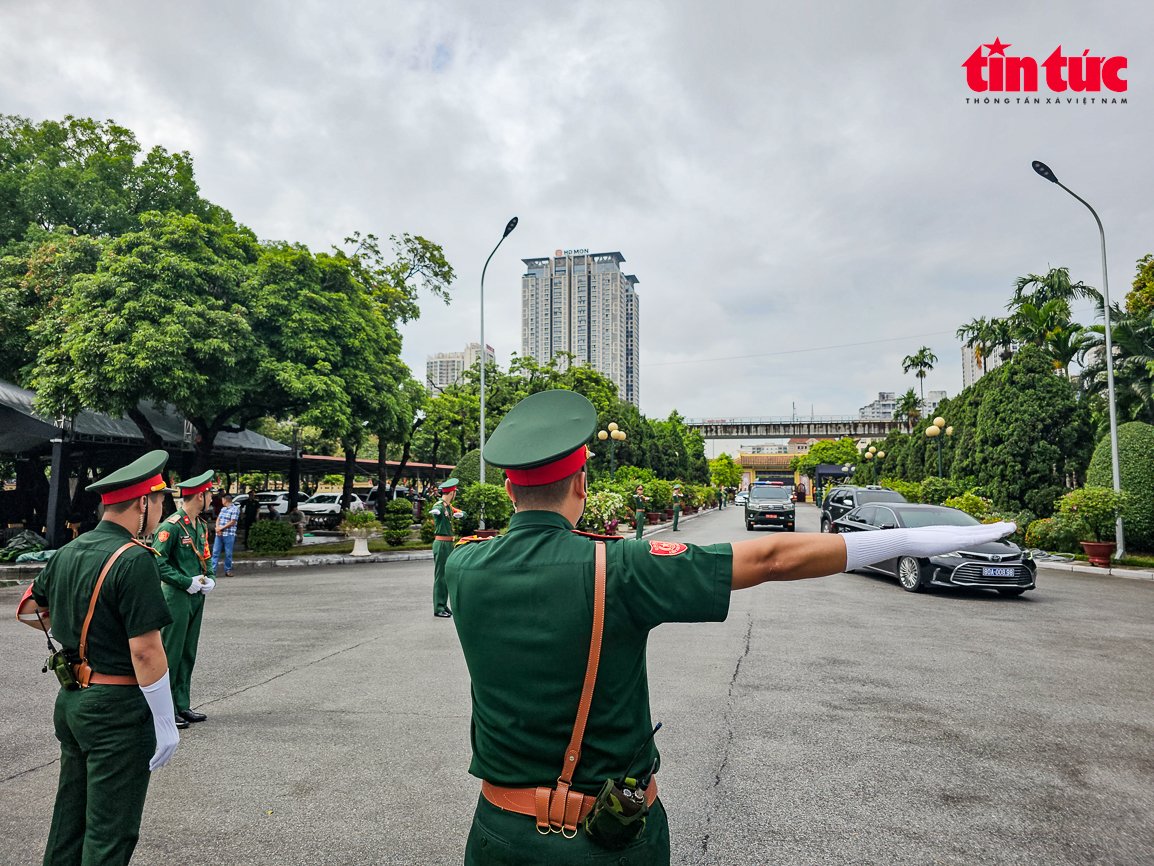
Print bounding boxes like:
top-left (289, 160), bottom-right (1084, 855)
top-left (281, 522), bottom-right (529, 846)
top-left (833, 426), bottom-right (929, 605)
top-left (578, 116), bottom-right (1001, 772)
top-left (175, 716), bottom-right (190, 729)
top-left (180, 710), bottom-right (207, 723)
top-left (434, 610), bottom-right (453, 618)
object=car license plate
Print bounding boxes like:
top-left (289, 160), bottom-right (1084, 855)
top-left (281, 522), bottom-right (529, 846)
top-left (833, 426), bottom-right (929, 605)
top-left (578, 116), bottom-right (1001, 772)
top-left (982, 566), bottom-right (1016, 577)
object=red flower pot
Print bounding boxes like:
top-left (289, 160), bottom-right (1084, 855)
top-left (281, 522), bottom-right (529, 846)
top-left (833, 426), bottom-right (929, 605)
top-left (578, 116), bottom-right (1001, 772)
top-left (1080, 540), bottom-right (1116, 567)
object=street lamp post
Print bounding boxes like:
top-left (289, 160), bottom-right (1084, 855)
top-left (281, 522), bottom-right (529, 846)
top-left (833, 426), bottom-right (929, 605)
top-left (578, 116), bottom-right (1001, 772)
top-left (597, 422), bottom-right (627, 476)
top-left (875, 449), bottom-right (885, 484)
top-left (477, 216), bottom-right (518, 529)
top-left (864, 446), bottom-right (876, 483)
top-left (1031, 160), bottom-right (1124, 558)
top-left (924, 416), bottom-right (953, 477)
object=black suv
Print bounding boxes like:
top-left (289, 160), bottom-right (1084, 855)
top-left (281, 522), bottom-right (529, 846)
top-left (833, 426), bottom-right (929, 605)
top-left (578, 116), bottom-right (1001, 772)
top-left (820, 485), bottom-right (907, 533)
top-left (745, 483), bottom-right (795, 532)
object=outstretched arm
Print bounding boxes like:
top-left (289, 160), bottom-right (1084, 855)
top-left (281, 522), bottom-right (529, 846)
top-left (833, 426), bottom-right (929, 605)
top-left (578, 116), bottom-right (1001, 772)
top-left (730, 522), bottom-right (1016, 591)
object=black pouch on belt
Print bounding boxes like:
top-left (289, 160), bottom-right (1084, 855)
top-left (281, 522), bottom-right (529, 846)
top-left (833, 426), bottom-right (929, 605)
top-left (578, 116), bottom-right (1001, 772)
top-left (583, 777), bottom-right (649, 850)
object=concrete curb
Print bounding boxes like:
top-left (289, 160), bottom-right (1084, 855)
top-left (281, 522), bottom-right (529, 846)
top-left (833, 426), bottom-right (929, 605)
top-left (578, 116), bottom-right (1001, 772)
top-left (0, 507), bottom-right (723, 588)
top-left (1036, 560), bottom-right (1154, 581)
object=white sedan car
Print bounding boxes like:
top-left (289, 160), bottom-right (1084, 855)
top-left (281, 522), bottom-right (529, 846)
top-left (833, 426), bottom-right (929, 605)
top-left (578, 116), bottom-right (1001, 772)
top-left (298, 493), bottom-right (365, 528)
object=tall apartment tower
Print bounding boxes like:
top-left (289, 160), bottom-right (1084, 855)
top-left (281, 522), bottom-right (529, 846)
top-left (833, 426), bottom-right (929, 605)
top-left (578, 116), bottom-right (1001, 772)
top-left (961, 344), bottom-right (1011, 389)
top-left (426, 342), bottom-right (496, 392)
top-left (521, 249), bottom-right (640, 406)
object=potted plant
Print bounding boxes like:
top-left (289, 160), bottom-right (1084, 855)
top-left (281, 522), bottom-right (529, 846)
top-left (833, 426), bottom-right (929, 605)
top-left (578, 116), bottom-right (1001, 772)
top-left (456, 482), bottom-right (513, 538)
top-left (585, 490), bottom-right (627, 535)
top-left (1057, 486), bottom-right (1128, 566)
top-left (340, 510), bottom-right (382, 557)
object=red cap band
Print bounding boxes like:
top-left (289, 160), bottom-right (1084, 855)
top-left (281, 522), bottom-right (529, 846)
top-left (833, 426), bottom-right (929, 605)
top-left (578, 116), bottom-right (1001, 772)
top-left (181, 480), bottom-right (214, 497)
top-left (504, 446), bottom-right (588, 487)
top-left (440, 486), bottom-right (457, 494)
top-left (99, 474), bottom-right (167, 505)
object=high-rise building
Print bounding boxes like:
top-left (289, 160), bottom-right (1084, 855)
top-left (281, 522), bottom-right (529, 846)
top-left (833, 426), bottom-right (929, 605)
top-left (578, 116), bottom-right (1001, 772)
top-left (859, 391), bottom-right (897, 420)
top-left (521, 249), bottom-right (640, 406)
top-left (961, 344), bottom-right (1012, 389)
top-left (426, 342), bottom-right (495, 392)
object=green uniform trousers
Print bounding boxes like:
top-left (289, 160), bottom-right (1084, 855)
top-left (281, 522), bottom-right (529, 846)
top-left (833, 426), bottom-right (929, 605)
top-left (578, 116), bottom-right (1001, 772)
top-left (160, 586), bottom-right (204, 714)
top-left (464, 795), bottom-right (670, 865)
top-left (432, 539), bottom-right (452, 614)
top-left (44, 685), bottom-right (155, 866)
top-left (671, 506), bottom-right (681, 531)
top-left (634, 510), bottom-right (646, 540)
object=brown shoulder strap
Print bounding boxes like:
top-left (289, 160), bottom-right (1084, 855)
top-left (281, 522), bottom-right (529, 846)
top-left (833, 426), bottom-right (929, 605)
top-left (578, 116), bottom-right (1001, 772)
top-left (78, 542), bottom-right (135, 665)
top-left (559, 540), bottom-right (606, 785)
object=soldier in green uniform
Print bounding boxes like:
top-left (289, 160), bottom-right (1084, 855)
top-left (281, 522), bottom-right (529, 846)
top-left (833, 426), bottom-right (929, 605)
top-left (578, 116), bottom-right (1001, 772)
top-left (632, 485), bottom-right (649, 540)
top-left (428, 478), bottom-right (465, 618)
top-left (20, 450), bottom-right (182, 866)
top-left (671, 484), bottom-right (683, 531)
top-left (445, 389), bottom-right (1016, 864)
top-left (153, 470), bottom-right (216, 728)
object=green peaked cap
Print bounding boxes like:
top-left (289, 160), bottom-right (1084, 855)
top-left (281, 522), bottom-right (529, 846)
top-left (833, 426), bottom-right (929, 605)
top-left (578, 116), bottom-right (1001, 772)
top-left (175, 470), bottom-right (215, 493)
top-left (484, 389), bottom-right (597, 470)
top-left (439, 477), bottom-right (460, 491)
top-left (87, 449), bottom-right (173, 497)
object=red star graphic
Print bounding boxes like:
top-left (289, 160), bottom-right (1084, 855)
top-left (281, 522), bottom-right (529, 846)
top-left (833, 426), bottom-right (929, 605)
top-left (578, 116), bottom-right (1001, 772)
top-left (984, 37), bottom-right (1011, 56)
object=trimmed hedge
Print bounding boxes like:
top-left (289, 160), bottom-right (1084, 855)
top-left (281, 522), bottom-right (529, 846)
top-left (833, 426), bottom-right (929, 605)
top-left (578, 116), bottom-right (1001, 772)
top-left (1086, 421), bottom-right (1154, 551)
top-left (246, 520), bottom-right (295, 555)
top-left (382, 499), bottom-right (414, 546)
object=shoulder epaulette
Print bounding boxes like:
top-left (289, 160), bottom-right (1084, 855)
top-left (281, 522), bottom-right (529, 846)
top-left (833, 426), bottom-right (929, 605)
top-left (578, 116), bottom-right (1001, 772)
top-left (129, 538), bottom-right (160, 555)
top-left (165, 514), bottom-right (182, 524)
top-left (454, 535), bottom-right (492, 546)
top-left (570, 529), bottom-right (624, 541)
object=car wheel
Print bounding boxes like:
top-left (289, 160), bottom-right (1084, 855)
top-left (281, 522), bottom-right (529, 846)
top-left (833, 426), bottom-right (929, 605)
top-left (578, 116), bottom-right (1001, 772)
top-left (897, 556), bottom-right (925, 593)
top-left (745, 521), bottom-right (754, 531)
top-left (997, 588), bottom-right (1028, 597)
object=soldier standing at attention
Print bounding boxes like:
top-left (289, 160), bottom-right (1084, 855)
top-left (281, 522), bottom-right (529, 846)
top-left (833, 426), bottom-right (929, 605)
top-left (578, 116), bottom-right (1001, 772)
top-left (19, 450), bottom-right (181, 866)
top-left (632, 484), bottom-right (648, 540)
top-left (154, 470), bottom-right (216, 729)
top-left (671, 484), bottom-right (683, 531)
top-left (428, 477), bottom-right (464, 618)
top-left (445, 389), bottom-right (1015, 863)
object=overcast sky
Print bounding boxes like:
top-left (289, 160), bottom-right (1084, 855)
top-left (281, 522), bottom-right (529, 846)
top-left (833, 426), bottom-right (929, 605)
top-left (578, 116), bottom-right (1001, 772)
top-left (3, 0), bottom-right (1150, 441)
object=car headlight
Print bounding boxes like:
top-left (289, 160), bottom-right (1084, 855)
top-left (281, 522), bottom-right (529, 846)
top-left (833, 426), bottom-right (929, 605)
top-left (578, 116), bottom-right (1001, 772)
top-left (937, 551), bottom-right (963, 559)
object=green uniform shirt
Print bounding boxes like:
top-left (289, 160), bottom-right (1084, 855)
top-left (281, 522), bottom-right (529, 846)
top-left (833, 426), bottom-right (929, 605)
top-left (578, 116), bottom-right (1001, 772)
top-left (153, 508), bottom-right (210, 589)
top-left (428, 500), bottom-right (460, 536)
top-left (31, 522), bottom-right (173, 677)
top-left (447, 510), bottom-right (732, 793)
top-left (632, 493), bottom-right (648, 512)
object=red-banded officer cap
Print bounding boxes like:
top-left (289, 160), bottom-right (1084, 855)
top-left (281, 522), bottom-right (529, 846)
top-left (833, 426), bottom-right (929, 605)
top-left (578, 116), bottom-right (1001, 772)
top-left (86, 450), bottom-right (175, 505)
top-left (484, 390), bottom-right (597, 487)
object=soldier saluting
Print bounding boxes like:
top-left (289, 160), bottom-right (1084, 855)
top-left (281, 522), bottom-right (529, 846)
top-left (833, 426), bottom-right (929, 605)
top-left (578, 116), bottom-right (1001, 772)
top-left (18, 450), bottom-right (181, 866)
top-left (153, 470), bottom-right (216, 728)
top-left (445, 389), bottom-right (1015, 862)
top-left (428, 478), bottom-right (465, 618)
top-left (631, 484), bottom-right (649, 539)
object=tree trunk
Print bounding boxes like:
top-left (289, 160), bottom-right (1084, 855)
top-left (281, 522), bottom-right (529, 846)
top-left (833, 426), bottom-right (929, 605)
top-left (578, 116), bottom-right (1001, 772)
top-left (376, 439), bottom-right (388, 519)
top-left (126, 407), bottom-right (165, 450)
top-left (341, 444), bottom-right (357, 512)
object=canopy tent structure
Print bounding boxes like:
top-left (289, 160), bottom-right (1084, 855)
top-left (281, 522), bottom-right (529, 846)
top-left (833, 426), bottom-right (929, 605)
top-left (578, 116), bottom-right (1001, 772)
top-left (0, 380), bottom-right (453, 547)
top-left (813, 462), bottom-right (857, 488)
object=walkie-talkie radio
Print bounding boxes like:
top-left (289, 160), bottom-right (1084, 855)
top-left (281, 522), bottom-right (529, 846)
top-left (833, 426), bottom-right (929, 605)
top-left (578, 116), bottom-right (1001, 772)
top-left (584, 722), bottom-right (662, 849)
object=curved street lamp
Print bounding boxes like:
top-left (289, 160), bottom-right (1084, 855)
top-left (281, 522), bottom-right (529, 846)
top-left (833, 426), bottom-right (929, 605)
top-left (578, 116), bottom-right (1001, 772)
top-left (477, 216), bottom-right (518, 529)
top-left (1031, 160), bottom-right (1124, 558)
top-left (597, 422), bottom-right (627, 476)
top-left (925, 416), bottom-right (953, 477)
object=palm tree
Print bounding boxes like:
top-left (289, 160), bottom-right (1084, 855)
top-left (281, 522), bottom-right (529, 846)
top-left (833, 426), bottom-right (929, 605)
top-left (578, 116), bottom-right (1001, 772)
top-left (1010, 298), bottom-right (1072, 347)
top-left (1078, 305), bottom-right (1154, 423)
top-left (894, 388), bottom-right (922, 434)
top-left (1011, 266), bottom-right (1100, 308)
top-left (988, 316), bottom-right (1017, 362)
top-left (1045, 323), bottom-right (1092, 378)
top-left (957, 316), bottom-right (994, 373)
top-left (901, 346), bottom-right (938, 404)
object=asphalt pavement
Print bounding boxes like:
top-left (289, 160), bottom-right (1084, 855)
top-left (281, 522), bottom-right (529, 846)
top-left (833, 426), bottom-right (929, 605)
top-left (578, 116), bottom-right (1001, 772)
top-left (1, 505), bottom-right (1152, 865)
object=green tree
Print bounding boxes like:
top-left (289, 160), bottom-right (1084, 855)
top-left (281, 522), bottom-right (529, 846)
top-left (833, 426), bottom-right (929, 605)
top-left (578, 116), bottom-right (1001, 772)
top-left (901, 346), bottom-right (938, 404)
top-left (894, 388), bottom-right (922, 434)
top-left (790, 438), bottom-right (861, 481)
top-left (956, 316), bottom-right (995, 374)
top-left (1078, 305), bottom-right (1154, 425)
top-left (1125, 254), bottom-right (1154, 318)
top-left (1011, 266), bottom-right (1099, 309)
top-left (709, 453), bottom-right (743, 488)
top-left (0, 114), bottom-right (224, 251)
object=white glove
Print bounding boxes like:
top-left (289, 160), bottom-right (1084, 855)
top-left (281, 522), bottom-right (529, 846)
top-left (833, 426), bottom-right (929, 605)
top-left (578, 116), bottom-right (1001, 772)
top-left (453, 510), bottom-right (464, 519)
top-left (842, 521), bottom-right (1016, 572)
top-left (200, 577), bottom-right (216, 594)
top-left (140, 671), bottom-right (181, 770)
top-left (185, 577), bottom-right (203, 595)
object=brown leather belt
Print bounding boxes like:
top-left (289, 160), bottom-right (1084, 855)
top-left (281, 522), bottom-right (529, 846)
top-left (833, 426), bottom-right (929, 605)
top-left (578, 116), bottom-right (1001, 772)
top-left (481, 779), bottom-right (658, 827)
top-left (77, 669), bottom-right (138, 686)
top-left (434, 535), bottom-right (455, 542)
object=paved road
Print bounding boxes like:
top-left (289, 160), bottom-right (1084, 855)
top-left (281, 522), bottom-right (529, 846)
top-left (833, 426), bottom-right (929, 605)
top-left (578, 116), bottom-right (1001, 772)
top-left (1, 506), bottom-right (1152, 864)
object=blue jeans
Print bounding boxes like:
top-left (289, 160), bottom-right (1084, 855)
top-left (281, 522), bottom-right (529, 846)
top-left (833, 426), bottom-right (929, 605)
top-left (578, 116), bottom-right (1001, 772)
top-left (210, 534), bottom-right (235, 574)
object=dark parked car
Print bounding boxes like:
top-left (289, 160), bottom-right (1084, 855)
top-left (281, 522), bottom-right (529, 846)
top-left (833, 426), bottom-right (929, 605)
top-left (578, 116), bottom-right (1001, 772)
top-left (833, 502), bottom-right (1036, 596)
top-left (745, 483), bottom-right (795, 532)
top-left (820, 485), bottom-right (907, 533)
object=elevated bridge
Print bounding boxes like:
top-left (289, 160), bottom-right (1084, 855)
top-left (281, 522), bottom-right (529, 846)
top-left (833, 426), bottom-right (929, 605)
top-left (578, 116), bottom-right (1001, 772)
top-left (684, 417), bottom-right (903, 439)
